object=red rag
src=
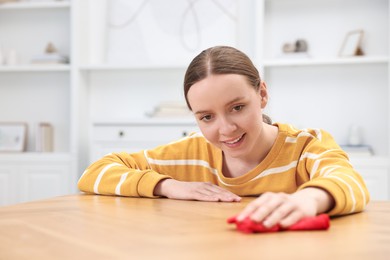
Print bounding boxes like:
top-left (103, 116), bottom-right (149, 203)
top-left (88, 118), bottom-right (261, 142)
top-left (227, 214), bottom-right (330, 233)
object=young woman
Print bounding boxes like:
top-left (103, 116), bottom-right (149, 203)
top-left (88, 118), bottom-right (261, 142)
top-left (78, 46), bottom-right (369, 228)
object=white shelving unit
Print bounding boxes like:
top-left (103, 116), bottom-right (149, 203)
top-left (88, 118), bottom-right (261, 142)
top-left (0, 0), bottom-right (75, 206)
top-left (0, 0), bottom-right (389, 205)
top-left (263, 56), bottom-right (388, 67)
top-left (261, 0), bottom-right (388, 153)
top-left (255, 0), bottom-right (389, 199)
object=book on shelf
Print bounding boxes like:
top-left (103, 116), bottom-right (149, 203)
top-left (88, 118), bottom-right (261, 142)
top-left (277, 52), bottom-right (311, 59)
top-left (35, 122), bottom-right (53, 152)
top-left (31, 53), bottom-right (68, 65)
top-left (146, 101), bottom-right (193, 118)
top-left (340, 145), bottom-right (374, 157)
top-left (31, 42), bottom-right (68, 64)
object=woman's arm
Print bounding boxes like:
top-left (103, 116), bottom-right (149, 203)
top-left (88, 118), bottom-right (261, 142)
top-left (154, 179), bottom-right (241, 202)
top-left (79, 151), bottom-right (241, 201)
top-left (235, 129), bottom-right (369, 227)
top-left (78, 151), bottom-right (171, 197)
top-left (78, 134), bottom-right (237, 199)
top-left (235, 188), bottom-right (334, 228)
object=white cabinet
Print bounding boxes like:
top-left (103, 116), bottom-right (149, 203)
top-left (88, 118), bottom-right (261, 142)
top-left (19, 164), bottom-right (70, 203)
top-left (351, 157), bottom-right (389, 200)
top-left (0, 154), bottom-right (73, 206)
top-left (0, 166), bottom-right (16, 206)
top-left (90, 120), bottom-right (198, 163)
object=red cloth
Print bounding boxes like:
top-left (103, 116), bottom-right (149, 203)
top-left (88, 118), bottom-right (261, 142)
top-left (227, 214), bottom-right (330, 233)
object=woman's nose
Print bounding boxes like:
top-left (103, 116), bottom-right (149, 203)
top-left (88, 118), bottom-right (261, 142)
top-left (218, 116), bottom-right (237, 135)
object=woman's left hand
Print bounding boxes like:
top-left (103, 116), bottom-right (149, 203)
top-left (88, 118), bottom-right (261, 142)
top-left (235, 188), bottom-right (334, 228)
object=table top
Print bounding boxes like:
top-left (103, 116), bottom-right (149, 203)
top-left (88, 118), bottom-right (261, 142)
top-left (0, 195), bottom-right (389, 260)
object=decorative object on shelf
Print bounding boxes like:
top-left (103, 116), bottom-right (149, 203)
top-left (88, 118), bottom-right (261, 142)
top-left (5, 49), bottom-right (19, 65)
top-left (146, 101), bottom-right (192, 118)
top-left (35, 122), bottom-right (53, 152)
top-left (0, 123), bottom-right (27, 152)
top-left (280, 39), bottom-right (310, 59)
top-left (348, 125), bottom-right (362, 146)
top-left (339, 30), bottom-right (364, 57)
top-left (31, 42), bottom-right (68, 64)
top-left (341, 125), bottom-right (373, 157)
top-left (295, 39), bottom-right (308, 52)
top-left (282, 39), bottom-right (309, 53)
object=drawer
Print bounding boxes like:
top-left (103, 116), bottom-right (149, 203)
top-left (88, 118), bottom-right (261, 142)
top-left (93, 125), bottom-right (199, 142)
top-left (90, 123), bottom-right (200, 162)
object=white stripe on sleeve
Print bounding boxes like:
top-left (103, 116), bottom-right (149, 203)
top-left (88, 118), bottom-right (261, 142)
top-left (115, 172), bottom-right (129, 195)
top-left (94, 163), bottom-right (122, 194)
top-left (339, 172), bottom-right (367, 206)
top-left (326, 175), bottom-right (356, 213)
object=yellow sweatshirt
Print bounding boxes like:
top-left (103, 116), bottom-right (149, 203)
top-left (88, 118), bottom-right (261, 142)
top-left (78, 123), bottom-right (370, 216)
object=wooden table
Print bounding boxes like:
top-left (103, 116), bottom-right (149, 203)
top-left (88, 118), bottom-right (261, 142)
top-left (0, 195), bottom-right (389, 260)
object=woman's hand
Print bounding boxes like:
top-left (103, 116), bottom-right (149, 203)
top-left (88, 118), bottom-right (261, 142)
top-left (154, 179), bottom-right (241, 202)
top-left (236, 188), bottom-right (335, 228)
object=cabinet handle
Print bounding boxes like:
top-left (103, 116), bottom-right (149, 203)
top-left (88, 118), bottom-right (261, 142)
top-left (182, 131), bottom-right (188, 137)
top-left (118, 131), bottom-right (125, 138)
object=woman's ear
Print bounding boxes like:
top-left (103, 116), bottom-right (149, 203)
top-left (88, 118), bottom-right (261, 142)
top-left (259, 81), bottom-right (269, 109)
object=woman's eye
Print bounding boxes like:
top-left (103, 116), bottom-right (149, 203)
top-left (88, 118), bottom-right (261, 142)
top-left (200, 115), bottom-right (212, 121)
top-left (233, 105), bottom-right (244, 112)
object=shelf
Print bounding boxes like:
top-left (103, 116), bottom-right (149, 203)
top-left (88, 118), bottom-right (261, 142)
top-left (0, 1), bottom-right (70, 10)
top-left (93, 117), bottom-right (197, 126)
top-left (0, 65), bottom-right (70, 72)
top-left (79, 64), bottom-right (187, 72)
top-left (263, 56), bottom-right (388, 67)
top-left (0, 152), bottom-right (72, 162)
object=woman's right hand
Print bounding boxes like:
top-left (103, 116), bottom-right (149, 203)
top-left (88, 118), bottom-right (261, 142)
top-left (154, 179), bottom-right (241, 202)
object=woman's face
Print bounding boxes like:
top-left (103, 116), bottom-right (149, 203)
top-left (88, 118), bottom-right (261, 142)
top-left (187, 74), bottom-right (268, 160)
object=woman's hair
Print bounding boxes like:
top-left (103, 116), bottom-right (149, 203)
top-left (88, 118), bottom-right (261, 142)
top-left (183, 46), bottom-right (272, 124)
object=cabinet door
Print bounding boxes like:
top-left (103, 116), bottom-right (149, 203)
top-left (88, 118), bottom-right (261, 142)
top-left (356, 167), bottom-right (389, 201)
top-left (0, 166), bottom-right (17, 206)
top-left (91, 124), bottom-right (199, 162)
top-left (19, 165), bottom-right (70, 203)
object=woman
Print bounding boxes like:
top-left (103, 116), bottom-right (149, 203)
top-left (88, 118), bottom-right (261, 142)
top-left (78, 46), bottom-right (369, 228)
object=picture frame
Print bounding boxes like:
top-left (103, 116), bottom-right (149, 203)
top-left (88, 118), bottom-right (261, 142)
top-left (0, 123), bottom-right (27, 152)
top-left (339, 30), bottom-right (364, 57)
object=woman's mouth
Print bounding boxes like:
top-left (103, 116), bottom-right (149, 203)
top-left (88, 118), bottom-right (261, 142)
top-left (223, 134), bottom-right (245, 147)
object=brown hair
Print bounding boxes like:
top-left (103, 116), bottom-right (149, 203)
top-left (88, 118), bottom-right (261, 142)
top-left (183, 46), bottom-right (271, 124)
